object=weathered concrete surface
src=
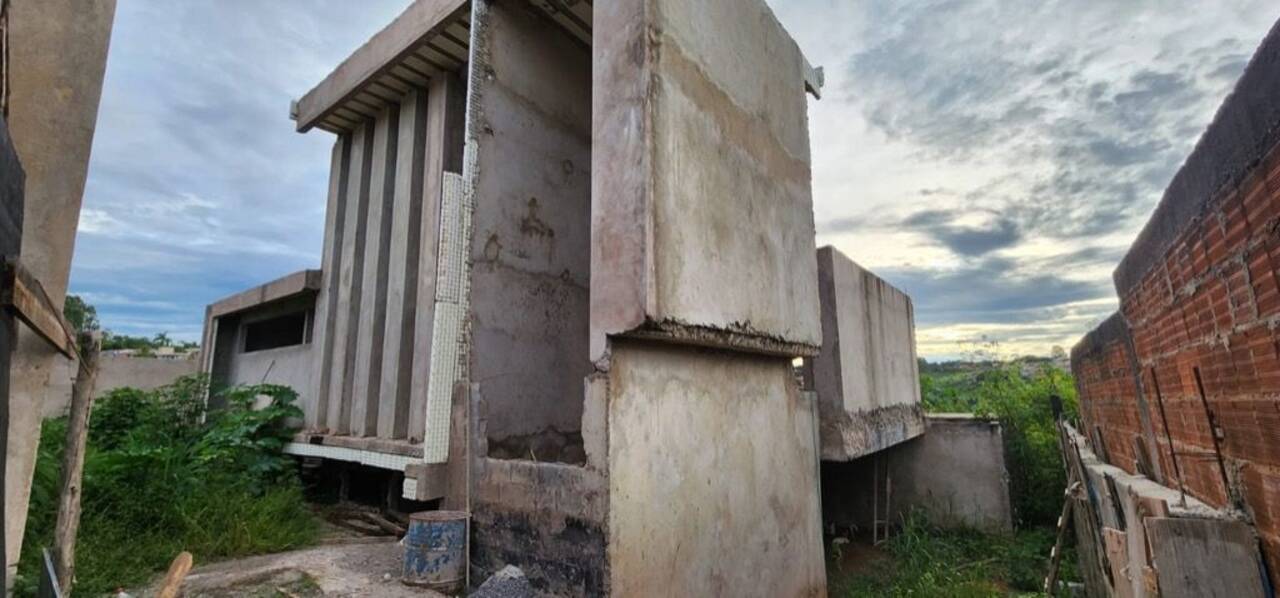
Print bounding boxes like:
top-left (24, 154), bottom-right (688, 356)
top-left (821, 414), bottom-right (1013, 533)
top-left (471, 458), bottom-right (607, 596)
top-left (468, 0), bottom-right (592, 446)
top-left (42, 354), bottom-right (199, 418)
top-left (808, 246), bottom-right (924, 461)
top-left (1060, 422), bottom-right (1257, 598)
top-left (4, 0), bottom-right (116, 586)
top-left (591, 0), bottom-right (822, 359)
top-left (205, 294), bottom-right (316, 398)
top-left (891, 415), bottom-right (1011, 531)
top-left (606, 341), bottom-right (826, 596)
top-left (0, 115), bottom-right (25, 594)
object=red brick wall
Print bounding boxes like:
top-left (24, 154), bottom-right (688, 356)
top-left (1076, 140), bottom-right (1280, 582)
top-left (1072, 19), bottom-right (1280, 583)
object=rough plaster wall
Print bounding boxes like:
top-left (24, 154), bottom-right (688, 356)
top-left (469, 0), bottom-right (592, 442)
top-left (886, 417), bottom-right (1012, 531)
top-left (42, 355), bottom-right (200, 418)
top-left (226, 347), bottom-right (314, 399)
top-left (607, 341), bottom-right (826, 596)
top-left (471, 458), bottom-right (607, 596)
top-left (821, 416), bottom-right (1012, 533)
top-left (5, 0), bottom-right (116, 583)
top-left (811, 246), bottom-right (925, 461)
top-left (590, 0), bottom-right (821, 358)
top-left (0, 116), bottom-right (23, 587)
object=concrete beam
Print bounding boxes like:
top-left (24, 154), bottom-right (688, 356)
top-left (292, 0), bottom-right (468, 133)
top-left (206, 269), bottom-right (321, 320)
top-left (326, 122), bottom-right (374, 433)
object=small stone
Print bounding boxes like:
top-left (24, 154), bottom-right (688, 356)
top-left (470, 565), bottom-right (533, 598)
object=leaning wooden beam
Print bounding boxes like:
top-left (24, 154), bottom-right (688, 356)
top-left (0, 258), bottom-right (76, 359)
top-left (52, 331), bottom-right (98, 592)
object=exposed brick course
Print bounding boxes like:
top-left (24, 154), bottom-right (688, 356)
top-left (1073, 19), bottom-right (1280, 588)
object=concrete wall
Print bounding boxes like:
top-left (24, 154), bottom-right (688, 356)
top-left (468, 0), bottom-right (593, 448)
top-left (305, 72), bottom-right (462, 442)
top-left (591, 0), bottom-right (822, 360)
top-left (807, 246), bottom-right (925, 461)
top-left (0, 114), bottom-right (25, 592)
top-left (205, 292), bottom-right (316, 402)
top-left (1070, 18), bottom-right (1280, 587)
top-left (4, 0), bottom-right (115, 586)
top-left (822, 414), bottom-right (1013, 533)
top-left (41, 355), bottom-right (199, 418)
top-left (606, 341), bottom-right (827, 596)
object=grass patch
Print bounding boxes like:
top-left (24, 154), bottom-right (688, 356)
top-left (15, 376), bottom-right (321, 596)
top-left (829, 512), bottom-right (1075, 597)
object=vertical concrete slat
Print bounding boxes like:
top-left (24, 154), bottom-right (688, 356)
top-left (308, 135), bottom-right (351, 430)
top-left (350, 106), bottom-right (399, 436)
top-left (408, 73), bottom-right (465, 443)
top-left (326, 121), bottom-right (374, 433)
top-left (377, 88), bottom-right (428, 439)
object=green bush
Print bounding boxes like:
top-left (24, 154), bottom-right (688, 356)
top-left (15, 375), bottom-right (319, 596)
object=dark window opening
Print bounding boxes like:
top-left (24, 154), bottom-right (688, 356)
top-left (243, 311), bottom-right (307, 353)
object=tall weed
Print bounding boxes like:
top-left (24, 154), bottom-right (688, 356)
top-left (16, 375), bottom-right (318, 596)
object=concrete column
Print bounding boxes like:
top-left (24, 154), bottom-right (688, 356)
top-left (408, 74), bottom-right (464, 443)
top-left (4, 0), bottom-right (116, 588)
top-left (307, 136), bottom-right (351, 429)
top-left (350, 106), bottom-right (398, 436)
top-left (326, 121), bottom-right (373, 433)
top-left (377, 89), bottom-right (427, 439)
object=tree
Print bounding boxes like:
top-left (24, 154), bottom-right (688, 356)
top-left (63, 295), bottom-right (100, 334)
top-left (153, 332), bottom-right (171, 348)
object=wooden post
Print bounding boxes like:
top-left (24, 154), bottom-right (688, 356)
top-left (51, 331), bottom-right (99, 592)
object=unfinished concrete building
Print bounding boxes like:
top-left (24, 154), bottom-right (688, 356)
top-left (203, 0), bottom-right (831, 593)
top-left (1070, 18), bottom-right (1280, 597)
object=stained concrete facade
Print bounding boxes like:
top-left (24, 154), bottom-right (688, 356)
top-left (201, 0), bottom-right (830, 594)
top-left (805, 246), bottom-right (925, 461)
top-left (821, 414), bottom-right (1013, 534)
top-left (202, 270), bottom-right (319, 406)
top-left (3, 0), bottom-right (116, 588)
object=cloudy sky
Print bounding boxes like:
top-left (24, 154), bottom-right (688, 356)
top-left (68, 1), bottom-right (1278, 360)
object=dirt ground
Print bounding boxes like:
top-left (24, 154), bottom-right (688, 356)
top-left (145, 539), bottom-right (449, 598)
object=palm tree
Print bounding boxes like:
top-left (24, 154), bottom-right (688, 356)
top-left (153, 331), bottom-right (171, 348)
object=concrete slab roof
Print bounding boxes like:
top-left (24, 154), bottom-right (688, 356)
top-left (207, 269), bottom-right (321, 319)
top-left (291, 0), bottom-right (471, 134)
top-left (291, 0), bottom-right (595, 135)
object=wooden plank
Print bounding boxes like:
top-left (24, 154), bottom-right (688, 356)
top-left (1103, 527), bottom-right (1135, 598)
top-left (1, 260), bottom-right (76, 358)
top-left (377, 87), bottom-right (427, 439)
top-left (350, 106), bottom-right (397, 436)
top-left (52, 333), bottom-right (99, 591)
top-left (293, 0), bottom-right (467, 132)
top-left (408, 72), bottom-right (465, 443)
top-left (308, 136), bottom-right (351, 430)
top-left (326, 121), bottom-right (374, 433)
top-left (1146, 517), bottom-right (1267, 598)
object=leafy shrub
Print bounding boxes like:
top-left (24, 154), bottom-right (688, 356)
top-left (15, 375), bottom-right (318, 596)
